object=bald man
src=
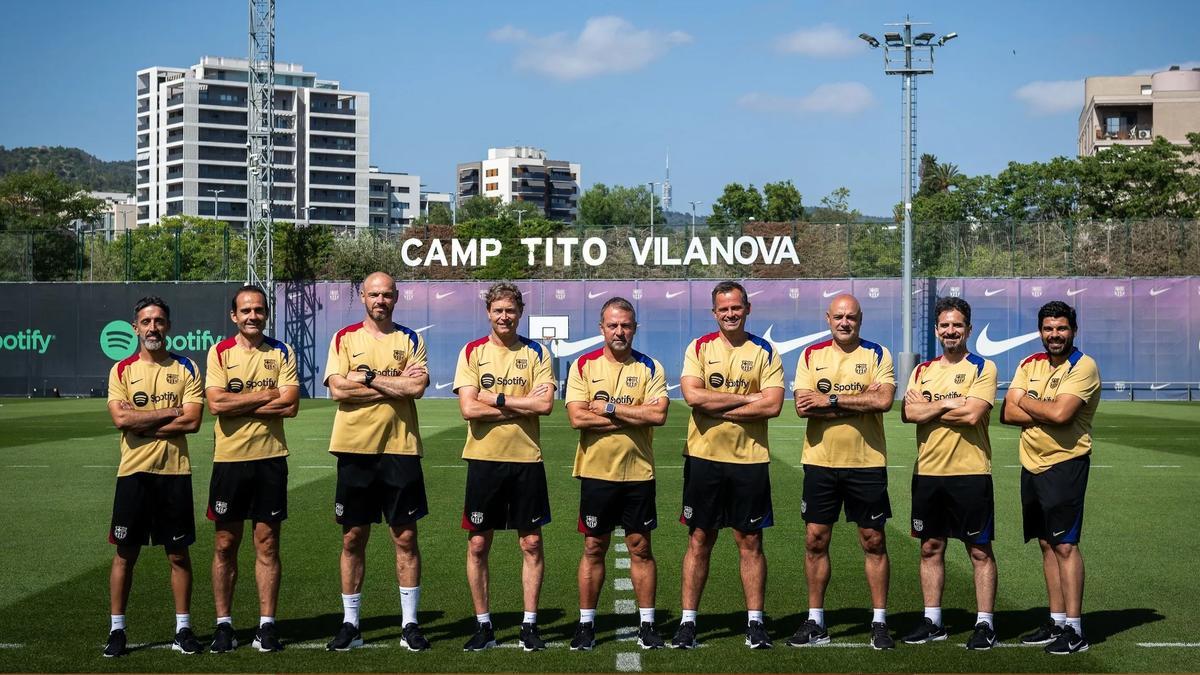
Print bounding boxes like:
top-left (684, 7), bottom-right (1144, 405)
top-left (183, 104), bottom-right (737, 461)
top-left (790, 294), bottom-right (897, 650)
top-left (323, 272), bottom-right (432, 652)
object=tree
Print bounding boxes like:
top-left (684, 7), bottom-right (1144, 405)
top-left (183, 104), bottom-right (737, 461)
top-left (413, 202), bottom-right (453, 226)
top-left (576, 183), bottom-right (663, 226)
top-left (710, 183), bottom-right (765, 223)
top-left (0, 170), bottom-right (103, 230)
top-left (275, 220), bottom-right (333, 280)
top-left (763, 180), bottom-right (804, 221)
top-left (1075, 138), bottom-right (1194, 219)
top-left (457, 195), bottom-right (502, 221)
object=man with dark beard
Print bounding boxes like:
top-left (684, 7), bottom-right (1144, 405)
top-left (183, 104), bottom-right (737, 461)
top-left (1001, 301), bottom-right (1100, 655)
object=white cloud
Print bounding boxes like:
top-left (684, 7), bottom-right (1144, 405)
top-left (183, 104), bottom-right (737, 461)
top-left (1013, 80), bottom-right (1083, 116)
top-left (489, 16), bottom-right (691, 82)
top-left (774, 23), bottom-right (864, 58)
top-left (738, 82), bottom-right (875, 115)
top-left (1132, 60), bottom-right (1200, 75)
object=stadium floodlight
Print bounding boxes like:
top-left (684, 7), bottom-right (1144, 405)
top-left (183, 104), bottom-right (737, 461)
top-left (858, 33), bottom-right (880, 48)
top-left (861, 15), bottom-right (957, 392)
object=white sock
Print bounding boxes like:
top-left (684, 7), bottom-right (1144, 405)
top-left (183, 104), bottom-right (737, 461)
top-left (808, 608), bottom-right (825, 627)
top-left (639, 607), bottom-right (655, 624)
top-left (111, 615), bottom-right (125, 632)
top-left (259, 616), bottom-right (274, 628)
top-left (580, 608), bottom-right (596, 624)
top-left (872, 608), bottom-right (887, 624)
top-left (216, 616), bottom-right (232, 628)
top-left (748, 610), bottom-right (764, 625)
top-left (681, 609), bottom-right (698, 624)
top-left (976, 612), bottom-right (994, 629)
top-left (1066, 616), bottom-right (1083, 635)
top-left (476, 612), bottom-right (491, 626)
top-left (1051, 612), bottom-right (1067, 627)
top-left (175, 613), bottom-right (190, 632)
top-left (399, 586), bottom-right (420, 627)
top-left (924, 606), bottom-right (942, 626)
top-left (522, 611), bottom-right (537, 625)
top-left (342, 593), bottom-right (362, 627)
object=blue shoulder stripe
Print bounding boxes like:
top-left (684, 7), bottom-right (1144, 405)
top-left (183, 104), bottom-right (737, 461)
top-left (1066, 347), bottom-right (1084, 371)
top-left (745, 333), bottom-right (776, 361)
top-left (631, 349), bottom-right (656, 377)
top-left (171, 353), bottom-right (197, 377)
top-left (859, 338), bottom-right (884, 365)
top-left (965, 352), bottom-right (985, 376)
top-left (393, 323), bottom-right (420, 350)
top-left (519, 335), bottom-right (546, 360)
top-left (264, 336), bottom-right (291, 363)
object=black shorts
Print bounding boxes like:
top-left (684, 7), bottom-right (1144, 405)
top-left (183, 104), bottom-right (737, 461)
top-left (1022, 455), bottom-right (1089, 544)
top-left (334, 453), bottom-right (428, 527)
top-left (462, 460), bottom-right (551, 532)
top-left (910, 474), bottom-right (995, 544)
top-left (578, 478), bottom-right (657, 536)
top-left (207, 456), bottom-right (288, 524)
top-left (680, 456), bottom-right (773, 531)
top-left (802, 465), bottom-right (891, 529)
top-left (109, 472), bottom-right (195, 548)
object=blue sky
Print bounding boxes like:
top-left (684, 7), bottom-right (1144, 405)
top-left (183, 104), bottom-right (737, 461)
top-left (1, 0), bottom-right (1196, 216)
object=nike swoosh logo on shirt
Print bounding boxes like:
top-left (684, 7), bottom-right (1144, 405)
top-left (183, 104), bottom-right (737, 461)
top-left (870, 513), bottom-right (885, 520)
top-left (352, 352), bottom-right (364, 358)
top-left (665, 291), bottom-right (685, 299)
top-left (129, 379), bottom-right (142, 385)
top-left (270, 509), bottom-right (283, 516)
top-left (226, 364), bottom-right (238, 369)
top-left (476, 361), bottom-right (490, 366)
top-left (973, 324), bottom-right (1040, 357)
top-left (761, 326), bottom-right (833, 356)
top-left (1052, 530), bottom-right (1066, 537)
top-left (815, 366), bottom-right (828, 371)
top-left (591, 378), bottom-right (604, 383)
top-left (966, 530), bottom-right (980, 537)
top-left (707, 360), bottom-right (721, 364)
top-left (173, 534), bottom-right (186, 541)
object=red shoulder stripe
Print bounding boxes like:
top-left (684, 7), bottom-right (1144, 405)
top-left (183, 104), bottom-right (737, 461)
top-left (913, 355), bottom-right (942, 382)
top-left (694, 331), bottom-right (720, 355)
top-left (333, 322), bottom-right (364, 353)
top-left (464, 336), bottom-right (490, 362)
top-left (214, 336), bottom-right (237, 367)
top-left (576, 347), bottom-right (605, 375)
top-left (803, 339), bottom-right (834, 367)
top-left (115, 354), bottom-right (139, 381)
top-left (1020, 352), bottom-right (1048, 368)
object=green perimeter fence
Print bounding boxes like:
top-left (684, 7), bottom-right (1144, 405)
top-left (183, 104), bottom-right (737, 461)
top-left (2, 219), bottom-right (1198, 281)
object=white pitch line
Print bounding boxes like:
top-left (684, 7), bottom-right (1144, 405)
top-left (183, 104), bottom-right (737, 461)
top-left (615, 558), bottom-right (631, 570)
top-left (498, 641), bottom-right (564, 649)
top-left (82, 465), bottom-right (117, 468)
top-left (292, 641), bottom-right (389, 649)
top-left (614, 599), bottom-right (637, 614)
top-left (616, 652), bottom-right (642, 671)
top-left (615, 543), bottom-right (628, 553)
top-left (1144, 465), bottom-right (1181, 468)
top-left (430, 465), bottom-right (465, 469)
top-left (6, 465), bottom-right (49, 468)
top-left (297, 465), bottom-right (332, 469)
top-left (616, 626), bottom-right (638, 642)
top-left (614, 578), bottom-right (634, 591)
top-left (1138, 642), bottom-right (1200, 647)
top-left (0, 643), bottom-right (23, 648)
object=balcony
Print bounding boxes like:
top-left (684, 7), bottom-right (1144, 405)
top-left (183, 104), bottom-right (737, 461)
top-left (309, 137), bottom-right (356, 151)
top-left (310, 153), bottom-right (356, 169)
top-left (311, 170), bottom-right (355, 186)
top-left (137, 101), bottom-right (150, 114)
top-left (310, 118), bottom-right (355, 133)
top-left (137, 119), bottom-right (150, 131)
top-left (310, 189), bottom-right (356, 204)
top-left (198, 92), bottom-right (246, 107)
top-left (166, 93), bottom-right (184, 107)
top-left (1095, 125), bottom-right (1153, 141)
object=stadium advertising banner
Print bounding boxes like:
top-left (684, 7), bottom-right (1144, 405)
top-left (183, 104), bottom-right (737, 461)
top-left (0, 279), bottom-right (1194, 400)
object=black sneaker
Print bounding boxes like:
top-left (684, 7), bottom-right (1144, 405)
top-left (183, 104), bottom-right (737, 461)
top-left (869, 622), bottom-right (895, 650)
top-left (519, 622), bottom-right (546, 652)
top-left (172, 627), bottom-right (203, 654)
top-left (966, 622), bottom-right (997, 651)
top-left (253, 622), bottom-right (284, 652)
top-left (786, 619), bottom-right (830, 647)
top-left (670, 621), bottom-right (697, 649)
top-left (569, 621), bottom-right (596, 651)
top-left (400, 623), bottom-right (430, 652)
top-left (325, 622), bottom-right (363, 651)
top-left (637, 622), bottom-right (665, 649)
top-left (1020, 621), bottom-right (1063, 645)
top-left (902, 617), bottom-right (947, 645)
top-left (462, 622), bottom-right (497, 651)
top-left (745, 620), bottom-right (773, 649)
top-left (1045, 625), bottom-right (1089, 655)
top-left (210, 622), bottom-right (237, 653)
top-left (103, 629), bottom-right (127, 658)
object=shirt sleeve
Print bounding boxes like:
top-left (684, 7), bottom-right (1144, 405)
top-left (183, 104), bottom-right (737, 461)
top-left (793, 350), bottom-right (814, 392)
top-left (1057, 357), bottom-right (1100, 403)
top-left (106, 364), bottom-right (127, 403)
top-left (967, 360), bottom-right (999, 404)
top-left (760, 350), bottom-right (785, 390)
top-left (279, 342), bottom-right (300, 388)
top-left (322, 333), bottom-right (348, 387)
top-left (564, 359), bottom-right (589, 404)
top-left (645, 359), bottom-right (669, 401)
top-left (182, 362), bottom-right (205, 405)
top-left (1009, 361), bottom-right (1030, 392)
top-left (875, 347), bottom-right (896, 387)
top-left (906, 360), bottom-right (922, 393)
top-left (452, 345), bottom-right (476, 393)
top-left (205, 345), bottom-right (226, 391)
top-left (409, 333), bottom-right (429, 370)
top-left (531, 345), bottom-right (556, 389)
top-left (680, 339), bottom-right (703, 380)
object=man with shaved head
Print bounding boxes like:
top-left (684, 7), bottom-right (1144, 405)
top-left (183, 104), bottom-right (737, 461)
top-left (790, 294), bottom-right (897, 650)
top-left (323, 272), bottom-right (432, 652)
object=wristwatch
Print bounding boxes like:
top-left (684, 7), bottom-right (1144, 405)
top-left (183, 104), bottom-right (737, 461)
top-left (363, 370), bottom-right (376, 387)
top-left (495, 392), bottom-right (506, 408)
top-left (828, 394), bottom-right (839, 408)
top-left (604, 401), bottom-right (617, 416)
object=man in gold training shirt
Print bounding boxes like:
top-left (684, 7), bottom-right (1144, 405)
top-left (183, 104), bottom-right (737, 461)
top-left (565, 297), bottom-right (669, 651)
top-left (454, 282), bottom-right (556, 652)
top-left (103, 297), bottom-right (204, 657)
top-left (323, 272), bottom-right (431, 652)
top-left (204, 285), bottom-right (298, 653)
top-left (1002, 301), bottom-right (1100, 656)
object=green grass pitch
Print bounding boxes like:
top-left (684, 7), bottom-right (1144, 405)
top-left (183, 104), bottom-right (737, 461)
top-left (0, 397), bottom-right (1197, 673)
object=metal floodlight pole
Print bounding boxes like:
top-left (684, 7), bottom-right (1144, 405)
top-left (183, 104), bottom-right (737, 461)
top-left (689, 200), bottom-right (703, 239)
top-left (247, 0), bottom-right (275, 297)
top-left (860, 15), bottom-right (955, 391)
top-left (207, 188), bottom-right (225, 220)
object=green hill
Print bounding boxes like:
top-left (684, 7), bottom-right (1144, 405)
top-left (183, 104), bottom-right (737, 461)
top-left (0, 146), bottom-right (134, 193)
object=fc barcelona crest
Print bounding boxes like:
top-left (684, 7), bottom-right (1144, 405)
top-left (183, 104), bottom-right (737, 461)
top-left (912, 519), bottom-right (924, 532)
top-left (264, 359), bottom-right (278, 371)
top-left (113, 526), bottom-right (127, 540)
top-left (868, 287), bottom-right (880, 299)
top-left (515, 358), bottom-right (529, 370)
top-left (403, 289), bottom-right (415, 301)
top-left (470, 511), bottom-right (485, 525)
top-left (214, 500), bottom-right (229, 515)
top-left (954, 373), bottom-right (966, 384)
top-left (1049, 377), bottom-right (1060, 389)
top-left (585, 515), bottom-right (598, 529)
top-left (394, 350), bottom-right (405, 361)
top-left (741, 360), bottom-right (754, 372)
top-left (788, 288), bottom-right (800, 300)
top-left (555, 289), bottom-right (566, 300)
top-left (682, 506), bottom-right (694, 520)
top-left (855, 363), bottom-right (868, 375)
top-left (335, 503), bottom-right (345, 517)
top-left (632, 289), bottom-right (643, 300)
top-left (166, 373), bottom-right (179, 384)
top-left (626, 375), bottom-right (639, 387)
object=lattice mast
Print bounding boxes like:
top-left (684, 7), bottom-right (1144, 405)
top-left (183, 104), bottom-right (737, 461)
top-left (246, 0), bottom-right (274, 293)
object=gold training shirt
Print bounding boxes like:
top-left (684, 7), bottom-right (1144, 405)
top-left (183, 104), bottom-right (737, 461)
top-left (206, 336), bottom-right (298, 463)
top-left (794, 339), bottom-right (895, 468)
top-left (454, 335), bottom-right (556, 462)
top-left (680, 332), bottom-right (785, 464)
top-left (566, 348), bottom-right (668, 481)
top-left (1009, 349), bottom-right (1101, 474)
top-left (107, 353), bottom-right (204, 477)
top-left (908, 353), bottom-right (997, 476)
top-left (323, 322), bottom-right (426, 456)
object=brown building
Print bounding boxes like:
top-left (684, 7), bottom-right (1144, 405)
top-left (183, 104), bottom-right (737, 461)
top-left (1078, 66), bottom-right (1200, 156)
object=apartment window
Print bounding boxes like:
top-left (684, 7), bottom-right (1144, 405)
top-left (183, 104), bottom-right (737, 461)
top-left (485, 168), bottom-right (499, 177)
top-left (1105, 116), bottom-right (1121, 135)
top-left (485, 182), bottom-right (498, 191)
top-left (1141, 84), bottom-right (1152, 95)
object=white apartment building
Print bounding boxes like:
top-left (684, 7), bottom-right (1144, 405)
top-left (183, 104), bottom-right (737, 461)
top-left (367, 168), bottom-right (454, 229)
top-left (136, 56), bottom-right (370, 229)
top-left (456, 146), bottom-right (581, 222)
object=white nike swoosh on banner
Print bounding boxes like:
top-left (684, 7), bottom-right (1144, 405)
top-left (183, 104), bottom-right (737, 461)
top-left (983, 288), bottom-right (1006, 297)
top-left (1150, 383), bottom-right (1171, 391)
top-left (667, 384), bottom-right (680, 391)
top-left (665, 290), bottom-right (685, 299)
top-left (434, 291), bottom-right (455, 300)
top-left (551, 335), bottom-right (606, 358)
top-left (822, 289), bottom-right (844, 298)
top-left (1066, 288), bottom-right (1087, 296)
top-left (761, 326), bottom-right (832, 355)
top-left (435, 382), bottom-right (453, 390)
top-left (974, 324), bottom-right (1040, 357)
top-left (748, 290), bottom-right (764, 298)
top-left (587, 291), bottom-right (607, 299)
top-left (1149, 287), bottom-right (1170, 296)
top-left (414, 324), bottom-right (434, 333)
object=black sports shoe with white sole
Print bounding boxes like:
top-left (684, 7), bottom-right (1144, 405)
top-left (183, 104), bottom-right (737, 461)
top-left (569, 622), bottom-right (596, 651)
top-left (210, 622), bottom-right (237, 653)
top-left (902, 617), bottom-right (947, 644)
top-left (671, 621), bottom-right (698, 649)
top-left (869, 622), bottom-right (895, 650)
top-left (253, 622), bottom-right (284, 652)
top-left (519, 622), bottom-right (546, 652)
top-left (172, 627), bottom-right (203, 655)
top-left (463, 622), bottom-right (497, 651)
top-left (103, 629), bottom-right (127, 658)
top-left (786, 619), bottom-right (830, 647)
top-left (1045, 625), bottom-right (1089, 655)
top-left (966, 622), bottom-right (997, 650)
top-left (325, 622), bottom-right (363, 651)
top-left (1020, 621), bottom-right (1062, 645)
top-left (637, 622), bottom-right (665, 649)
